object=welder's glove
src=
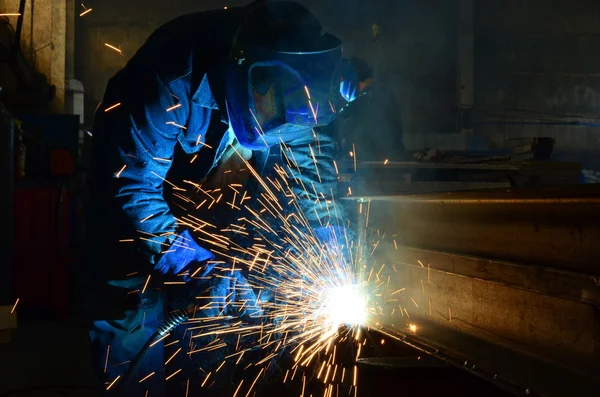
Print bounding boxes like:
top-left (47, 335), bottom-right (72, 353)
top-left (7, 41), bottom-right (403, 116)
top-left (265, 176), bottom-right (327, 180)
top-left (195, 271), bottom-right (262, 320)
top-left (314, 226), bottom-right (351, 252)
top-left (313, 225), bottom-right (355, 269)
top-left (154, 229), bottom-right (215, 279)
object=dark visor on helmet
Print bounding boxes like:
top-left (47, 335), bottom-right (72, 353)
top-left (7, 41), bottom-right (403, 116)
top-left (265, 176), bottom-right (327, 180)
top-left (246, 35), bottom-right (343, 143)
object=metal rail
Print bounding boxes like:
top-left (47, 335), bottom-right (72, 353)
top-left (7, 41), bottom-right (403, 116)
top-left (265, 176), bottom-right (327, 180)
top-left (393, 247), bottom-right (600, 307)
top-left (351, 185), bottom-right (600, 397)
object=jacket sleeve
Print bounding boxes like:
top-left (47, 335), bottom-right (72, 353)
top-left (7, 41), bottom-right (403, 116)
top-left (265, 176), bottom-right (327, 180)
top-left (282, 128), bottom-right (347, 230)
top-left (103, 71), bottom-right (213, 274)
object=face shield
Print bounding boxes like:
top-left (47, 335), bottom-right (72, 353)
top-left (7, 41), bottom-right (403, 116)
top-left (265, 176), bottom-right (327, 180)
top-left (226, 33), bottom-right (344, 149)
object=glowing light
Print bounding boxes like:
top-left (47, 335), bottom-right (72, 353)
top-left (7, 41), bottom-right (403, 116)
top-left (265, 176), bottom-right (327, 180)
top-left (10, 298), bottom-right (19, 314)
top-left (409, 323), bottom-right (417, 333)
top-left (323, 285), bottom-right (368, 328)
top-left (104, 102), bottom-right (121, 112)
top-left (95, 124), bottom-right (411, 391)
top-left (106, 375), bottom-right (120, 390)
top-left (104, 43), bottom-right (122, 54)
top-left (139, 372), bottom-right (155, 383)
top-left (80, 8), bottom-right (92, 16)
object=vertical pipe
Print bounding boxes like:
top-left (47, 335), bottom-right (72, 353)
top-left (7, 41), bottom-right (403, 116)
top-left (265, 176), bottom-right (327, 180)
top-left (0, 88), bottom-right (15, 305)
top-left (457, 0), bottom-right (474, 144)
top-left (13, 0), bottom-right (27, 55)
top-left (65, 0), bottom-right (75, 80)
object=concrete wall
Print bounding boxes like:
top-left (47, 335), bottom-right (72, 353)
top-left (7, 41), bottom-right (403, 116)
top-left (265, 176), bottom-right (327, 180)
top-left (0, 0), bottom-right (71, 112)
top-left (474, 0), bottom-right (600, 168)
top-left (75, 0), bottom-right (249, 124)
top-left (301, 0), bottom-right (459, 149)
top-left (73, 0), bottom-right (600, 165)
top-left (75, 0), bottom-right (459, 143)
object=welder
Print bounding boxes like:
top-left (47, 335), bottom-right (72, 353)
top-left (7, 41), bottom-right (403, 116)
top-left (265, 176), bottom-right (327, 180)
top-left (84, 1), bottom-right (351, 396)
top-left (337, 57), bottom-right (406, 161)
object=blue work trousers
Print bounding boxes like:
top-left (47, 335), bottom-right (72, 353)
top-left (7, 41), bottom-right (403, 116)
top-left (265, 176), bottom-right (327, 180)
top-left (90, 285), bottom-right (167, 397)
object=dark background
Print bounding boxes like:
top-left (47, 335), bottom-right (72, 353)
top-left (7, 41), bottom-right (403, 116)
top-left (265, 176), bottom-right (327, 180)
top-left (75, 0), bottom-right (600, 168)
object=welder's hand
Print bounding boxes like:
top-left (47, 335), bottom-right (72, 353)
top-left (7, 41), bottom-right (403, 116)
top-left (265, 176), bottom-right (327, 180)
top-left (154, 229), bottom-right (215, 278)
top-left (314, 226), bottom-right (353, 260)
top-left (195, 272), bottom-right (262, 320)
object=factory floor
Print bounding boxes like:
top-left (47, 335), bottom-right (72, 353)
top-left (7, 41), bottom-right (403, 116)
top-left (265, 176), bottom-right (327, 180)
top-left (0, 320), bottom-right (512, 397)
top-left (0, 320), bottom-right (102, 397)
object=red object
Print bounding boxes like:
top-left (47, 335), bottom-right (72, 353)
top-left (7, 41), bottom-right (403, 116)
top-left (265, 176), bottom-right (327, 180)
top-left (14, 129), bottom-right (26, 179)
top-left (13, 186), bottom-right (70, 320)
top-left (50, 149), bottom-right (75, 176)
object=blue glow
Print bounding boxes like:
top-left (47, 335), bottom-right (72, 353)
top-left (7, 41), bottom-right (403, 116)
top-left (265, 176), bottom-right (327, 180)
top-left (340, 79), bottom-right (358, 103)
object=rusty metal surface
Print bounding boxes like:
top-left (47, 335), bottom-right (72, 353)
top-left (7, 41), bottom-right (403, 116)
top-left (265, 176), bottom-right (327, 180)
top-left (376, 320), bottom-right (600, 397)
top-left (345, 184), bottom-right (600, 203)
top-left (350, 185), bottom-right (600, 397)
top-left (352, 161), bottom-right (521, 170)
top-left (386, 246), bottom-right (600, 307)
top-left (343, 161), bottom-right (583, 196)
top-left (350, 181), bottom-right (512, 195)
top-left (354, 192), bottom-right (600, 274)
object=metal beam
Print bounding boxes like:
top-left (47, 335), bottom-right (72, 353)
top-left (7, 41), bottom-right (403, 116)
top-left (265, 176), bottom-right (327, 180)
top-left (353, 185), bottom-right (600, 396)
top-left (393, 246), bottom-right (600, 307)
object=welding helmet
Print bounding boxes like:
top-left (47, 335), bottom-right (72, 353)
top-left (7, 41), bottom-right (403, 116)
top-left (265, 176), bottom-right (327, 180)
top-left (226, 1), bottom-right (344, 149)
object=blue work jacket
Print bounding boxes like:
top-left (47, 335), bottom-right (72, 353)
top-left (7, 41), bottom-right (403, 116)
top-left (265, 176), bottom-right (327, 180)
top-left (86, 9), bottom-right (345, 290)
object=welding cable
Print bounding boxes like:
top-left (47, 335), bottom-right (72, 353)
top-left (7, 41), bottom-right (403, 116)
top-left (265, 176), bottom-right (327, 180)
top-left (116, 308), bottom-right (189, 396)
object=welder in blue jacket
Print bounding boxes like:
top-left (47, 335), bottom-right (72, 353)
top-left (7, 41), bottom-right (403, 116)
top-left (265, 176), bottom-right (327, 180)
top-left (85, 1), bottom-right (353, 396)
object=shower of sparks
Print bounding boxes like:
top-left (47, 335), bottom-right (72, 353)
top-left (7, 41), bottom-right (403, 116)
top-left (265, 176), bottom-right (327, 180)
top-left (10, 298), bottom-right (19, 313)
top-left (80, 8), bottom-right (92, 16)
top-left (104, 102), bottom-right (121, 112)
top-left (115, 164), bottom-right (126, 178)
top-left (109, 137), bottom-right (416, 396)
top-left (166, 121), bottom-right (187, 129)
top-left (106, 375), bottom-right (120, 390)
top-left (104, 43), bottom-right (122, 54)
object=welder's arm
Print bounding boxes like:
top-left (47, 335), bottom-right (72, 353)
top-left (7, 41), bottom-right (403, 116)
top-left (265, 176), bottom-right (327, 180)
top-left (108, 72), bottom-right (213, 275)
top-left (283, 129), bottom-right (346, 229)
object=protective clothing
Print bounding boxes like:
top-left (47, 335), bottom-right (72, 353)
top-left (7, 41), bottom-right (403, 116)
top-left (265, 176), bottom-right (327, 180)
top-left (154, 230), bottom-right (214, 276)
top-left (85, 3), bottom-right (345, 396)
top-left (226, 1), bottom-right (344, 149)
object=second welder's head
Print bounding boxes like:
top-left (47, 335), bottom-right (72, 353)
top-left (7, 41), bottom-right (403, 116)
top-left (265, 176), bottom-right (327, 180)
top-left (225, 0), bottom-right (344, 149)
